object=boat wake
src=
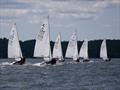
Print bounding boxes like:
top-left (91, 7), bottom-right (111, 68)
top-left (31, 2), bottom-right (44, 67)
top-left (0, 62), bottom-right (47, 68)
top-left (66, 60), bottom-right (94, 65)
top-left (53, 62), bottom-right (64, 66)
top-left (0, 60), bottom-right (95, 67)
top-left (0, 62), bottom-right (13, 66)
top-left (32, 61), bottom-right (47, 67)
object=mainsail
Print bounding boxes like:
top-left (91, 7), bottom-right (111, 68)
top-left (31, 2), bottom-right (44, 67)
top-left (79, 40), bottom-right (88, 59)
top-left (65, 32), bottom-right (78, 60)
top-left (100, 39), bottom-right (108, 60)
top-left (53, 33), bottom-right (63, 60)
top-left (8, 23), bottom-right (23, 60)
top-left (34, 19), bottom-right (51, 61)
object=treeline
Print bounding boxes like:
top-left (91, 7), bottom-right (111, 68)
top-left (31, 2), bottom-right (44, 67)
top-left (0, 38), bottom-right (120, 58)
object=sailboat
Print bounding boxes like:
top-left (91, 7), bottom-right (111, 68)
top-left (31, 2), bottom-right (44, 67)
top-left (52, 33), bottom-right (64, 62)
top-left (34, 19), bottom-right (52, 64)
top-left (100, 39), bottom-right (111, 61)
top-left (8, 23), bottom-right (25, 65)
top-left (79, 39), bottom-right (90, 62)
top-left (65, 31), bottom-right (79, 62)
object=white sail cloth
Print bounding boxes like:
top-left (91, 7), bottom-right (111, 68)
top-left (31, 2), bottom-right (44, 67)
top-left (65, 32), bottom-right (78, 60)
top-left (8, 23), bottom-right (23, 60)
top-left (100, 39), bottom-right (108, 60)
top-left (79, 40), bottom-right (88, 59)
top-left (53, 33), bottom-right (63, 60)
top-left (34, 19), bottom-right (51, 61)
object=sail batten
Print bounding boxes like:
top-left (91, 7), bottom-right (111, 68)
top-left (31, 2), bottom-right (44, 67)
top-left (8, 23), bottom-right (23, 60)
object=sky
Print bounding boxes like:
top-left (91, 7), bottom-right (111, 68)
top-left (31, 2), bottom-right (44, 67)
top-left (0, 0), bottom-right (120, 41)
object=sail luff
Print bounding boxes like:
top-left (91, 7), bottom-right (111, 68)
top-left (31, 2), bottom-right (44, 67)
top-left (59, 33), bottom-right (63, 60)
top-left (15, 24), bottom-right (23, 58)
top-left (86, 40), bottom-right (88, 59)
top-left (48, 16), bottom-right (52, 60)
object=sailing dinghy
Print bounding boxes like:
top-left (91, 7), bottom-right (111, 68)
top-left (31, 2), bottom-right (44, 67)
top-left (79, 40), bottom-right (90, 62)
top-left (34, 19), bottom-right (56, 65)
top-left (65, 31), bottom-right (79, 62)
top-left (52, 33), bottom-right (64, 62)
top-left (8, 23), bottom-right (25, 65)
top-left (100, 39), bottom-right (111, 61)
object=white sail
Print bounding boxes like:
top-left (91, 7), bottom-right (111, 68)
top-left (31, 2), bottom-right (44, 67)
top-left (65, 32), bottom-right (78, 60)
top-left (79, 40), bottom-right (88, 59)
top-left (8, 23), bottom-right (23, 60)
top-left (34, 19), bottom-right (51, 61)
top-left (53, 33), bottom-right (63, 60)
top-left (100, 39), bottom-right (108, 60)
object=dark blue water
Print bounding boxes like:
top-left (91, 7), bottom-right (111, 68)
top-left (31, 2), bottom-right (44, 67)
top-left (0, 59), bottom-right (120, 90)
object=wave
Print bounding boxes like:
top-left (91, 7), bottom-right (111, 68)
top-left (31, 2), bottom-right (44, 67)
top-left (0, 62), bottom-right (13, 66)
top-left (32, 61), bottom-right (47, 67)
top-left (0, 61), bottom-right (47, 68)
top-left (0, 60), bottom-right (95, 67)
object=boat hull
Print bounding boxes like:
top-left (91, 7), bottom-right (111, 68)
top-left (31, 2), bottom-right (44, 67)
top-left (104, 58), bottom-right (111, 62)
top-left (13, 57), bottom-right (26, 65)
top-left (75, 58), bottom-right (80, 63)
top-left (83, 59), bottom-right (90, 62)
top-left (45, 58), bottom-right (57, 65)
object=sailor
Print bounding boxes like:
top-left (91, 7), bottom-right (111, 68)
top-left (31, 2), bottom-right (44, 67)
top-left (105, 58), bottom-right (111, 62)
top-left (13, 57), bottom-right (26, 65)
top-left (51, 58), bottom-right (57, 65)
top-left (76, 58), bottom-right (80, 62)
top-left (45, 58), bottom-right (57, 65)
top-left (83, 59), bottom-right (90, 62)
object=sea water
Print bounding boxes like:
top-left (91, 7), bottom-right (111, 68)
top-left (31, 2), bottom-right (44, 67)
top-left (0, 59), bottom-right (120, 90)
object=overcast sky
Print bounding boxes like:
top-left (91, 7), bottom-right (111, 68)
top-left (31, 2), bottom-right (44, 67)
top-left (0, 0), bottom-right (120, 41)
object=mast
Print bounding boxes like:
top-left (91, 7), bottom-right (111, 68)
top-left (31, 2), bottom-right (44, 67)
top-left (48, 15), bottom-right (52, 60)
top-left (74, 30), bottom-right (78, 60)
top-left (59, 32), bottom-right (63, 59)
top-left (0, 25), bottom-right (2, 39)
top-left (14, 23), bottom-right (23, 58)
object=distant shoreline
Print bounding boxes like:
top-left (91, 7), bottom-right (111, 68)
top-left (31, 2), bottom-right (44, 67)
top-left (0, 38), bottom-right (120, 58)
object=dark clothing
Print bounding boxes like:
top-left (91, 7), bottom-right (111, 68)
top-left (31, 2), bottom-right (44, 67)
top-left (46, 58), bottom-right (57, 65)
top-left (83, 59), bottom-right (90, 62)
top-left (13, 57), bottom-right (26, 65)
top-left (76, 58), bottom-right (80, 62)
top-left (105, 58), bottom-right (111, 62)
